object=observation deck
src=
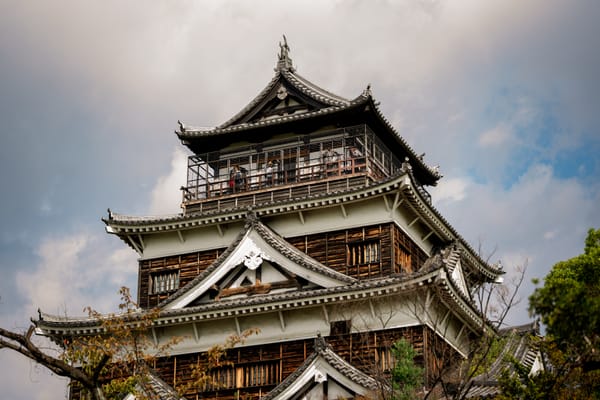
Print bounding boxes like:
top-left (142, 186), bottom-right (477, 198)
top-left (181, 125), bottom-right (431, 215)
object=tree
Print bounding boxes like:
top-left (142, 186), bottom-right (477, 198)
top-left (0, 287), bottom-right (256, 400)
top-left (499, 228), bottom-right (600, 399)
top-left (390, 338), bottom-right (424, 400)
top-left (529, 228), bottom-right (600, 356)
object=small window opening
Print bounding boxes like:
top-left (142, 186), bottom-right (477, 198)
top-left (150, 270), bottom-right (180, 294)
top-left (347, 241), bottom-right (380, 265)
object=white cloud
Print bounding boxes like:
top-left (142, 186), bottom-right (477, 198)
top-left (431, 177), bottom-right (470, 204)
top-left (435, 163), bottom-right (600, 324)
top-left (478, 125), bottom-right (512, 148)
top-left (0, 352), bottom-right (68, 400)
top-left (148, 147), bottom-right (188, 215)
top-left (0, 231), bottom-right (138, 400)
top-left (16, 232), bottom-right (137, 317)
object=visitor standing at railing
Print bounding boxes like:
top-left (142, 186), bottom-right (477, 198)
top-left (230, 165), bottom-right (244, 193)
top-left (349, 146), bottom-right (365, 173)
top-left (264, 161), bottom-right (274, 187)
top-left (323, 147), bottom-right (339, 177)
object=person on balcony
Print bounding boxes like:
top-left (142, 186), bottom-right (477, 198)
top-left (322, 147), bottom-right (339, 177)
top-left (349, 146), bottom-right (365, 173)
top-left (230, 165), bottom-right (244, 193)
top-left (264, 161), bottom-right (274, 187)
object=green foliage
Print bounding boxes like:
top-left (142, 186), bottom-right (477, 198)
top-left (529, 228), bottom-right (600, 351)
top-left (502, 228), bottom-right (600, 400)
top-left (390, 339), bottom-right (423, 400)
top-left (468, 333), bottom-right (507, 378)
top-left (498, 339), bottom-right (600, 400)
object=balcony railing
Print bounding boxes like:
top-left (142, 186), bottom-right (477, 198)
top-left (181, 125), bottom-right (430, 214)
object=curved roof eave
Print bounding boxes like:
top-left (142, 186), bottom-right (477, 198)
top-left (176, 99), bottom-right (364, 140)
top-left (35, 264), bottom-right (488, 338)
top-left (103, 170), bottom-right (502, 280)
top-left (398, 172), bottom-right (504, 281)
top-left (176, 94), bottom-right (440, 186)
top-left (177, 69), bottom-right (356, 140)
top-left (364, 96), bottom-right (442, 185)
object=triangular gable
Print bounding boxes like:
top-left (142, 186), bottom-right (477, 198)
top-left (450, 259), bottom-right (469, 298)
top-left (215, 41), bottom-right (352, 129)
top-left (263, 337), bottom-right (382, 400)
top-left (220, 71), bottom-right (351, 129)
top-left (162, 215), bottom-right (355, 310)
top-left (124, 366), bottom-right (186, 400)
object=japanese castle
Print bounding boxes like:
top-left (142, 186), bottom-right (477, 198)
top-left (34, 39), bottom-right (539, 400)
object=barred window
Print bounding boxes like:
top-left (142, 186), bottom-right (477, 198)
top-left (204, 367), bottom-right (236, 391)
top-left (239, 361), bottom-right (279, 387)
top-left (150, 270), bottom-right (180, 294)
top-left (396, 246), bottom-right (412, 272)
top-left (378, 346), bottom-right (396, 372)
top-left (203, 361), bottom-right (280, 391)
top-left (347, 241), bottom-right (380, 265)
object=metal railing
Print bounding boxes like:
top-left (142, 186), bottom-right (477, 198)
top-left (181, 125), bottom-right (431, 212)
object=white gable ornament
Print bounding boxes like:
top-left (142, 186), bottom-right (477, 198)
top-left (244, 251), bottom-right (264, 270)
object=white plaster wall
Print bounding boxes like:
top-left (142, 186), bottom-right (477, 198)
top-left (153, 294), bottom-right (469, 357)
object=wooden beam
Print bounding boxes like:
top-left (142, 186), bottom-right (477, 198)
top-left (216, 224), bottom-right (224, 237)
top-left (382, 195), bottom-right (391, 211)
top-left (151, 327), bottom-right (158, 347)
top-left (321, 305), bottom-right (329, 325)
top-left (369, 299), bottom-right (376, 319)
top-left (408, 216), bottom-right (420, 228)
top-left (137, 234), bottom-right (145, 250)
top-left (278, 311), bottom-right (286, 331)
top-left (340, 204), bottom-right (347, 218)
top-left (177, 230), bottom-right (185, 243)
top-left (234, 317), bottom-right (241, 335)
top-left (192, 322), bottom-right (199, 343)
top-left (455, 325), bottom-right (466, 341)
top-left (298, 210), bottom-right (305, 225)
top-left (422, 230), bottom-right (434, 241)
top-left (440, 310), bottom-right (451, 329)
top-left (425, 289), bottom-right (433, 311)
top-left (392, 192), bottom-right (403, 210)
top-left (126, 235), bottom-right (142, 254)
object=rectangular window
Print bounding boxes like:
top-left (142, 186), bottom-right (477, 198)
top-left (204, 367), bottom-right (236, 391)
top-left (150, 270), bottom-right (180, 294)
top-left (347, 241), bottom-right (380, 265)
top-left (238, 361), bottom-right (279, 387)
top-left (330, 320), bottom-right (352, 336)
top-left (203, 361), bottom-right (280, 391)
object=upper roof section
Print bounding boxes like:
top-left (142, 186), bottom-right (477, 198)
top-left (176, 37), bottom-right (441, 187)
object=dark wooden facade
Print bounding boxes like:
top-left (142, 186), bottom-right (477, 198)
top-left (115, 326), bottom-right (449, 400)
top-left (139, 223), bottom-right (428, 309)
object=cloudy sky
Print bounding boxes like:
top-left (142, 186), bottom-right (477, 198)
top-left (1, 0), bottom-right (599, 398)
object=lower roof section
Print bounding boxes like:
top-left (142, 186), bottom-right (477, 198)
top-left (262, 335), bottom-right (383, 400)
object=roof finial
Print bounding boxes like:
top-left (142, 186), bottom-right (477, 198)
top-left (276, 35), bottom-right (295, 72)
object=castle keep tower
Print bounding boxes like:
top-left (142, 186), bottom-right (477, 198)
top-left (36, 40), bottom-right (503, 400)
